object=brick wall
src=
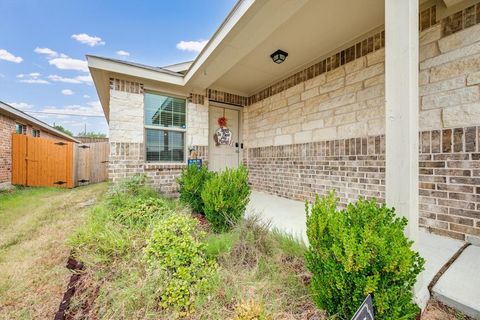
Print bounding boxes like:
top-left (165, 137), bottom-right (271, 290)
top-left (246, 127), bottom-right (480, 243)
top-left (107, 82), bottom-right (209, 194)
top-left (242, 5), bottom-right (480, 242)
top-left (0, 114), bottom-right (15, 185)
top-left (419, 126), bottom-right (480, 243)
top-left (246, 135), bottom-right (385, 206)
top-left (108, 142), bottom-right (185, 195)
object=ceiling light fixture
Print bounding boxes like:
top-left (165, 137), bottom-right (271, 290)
top-left (270, 49), bottom-right (288, 64)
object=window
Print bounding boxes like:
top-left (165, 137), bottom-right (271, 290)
top-left (15, 123), bottom-right (26, 134)
top-left (32, 128), bottom-right (40, 137)
top-left (144, 92), bottom-right (186, 162)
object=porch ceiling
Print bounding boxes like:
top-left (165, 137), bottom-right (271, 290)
top-left (211, 0), bottom-right (385, 95)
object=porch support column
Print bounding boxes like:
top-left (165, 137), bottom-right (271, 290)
top-left (385, 0), bottom-right (419, 241)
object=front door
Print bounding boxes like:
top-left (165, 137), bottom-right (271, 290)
top-left (208, 105), bottom-right (240, 172)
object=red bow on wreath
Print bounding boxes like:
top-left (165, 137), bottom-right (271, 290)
top-left (217, 116), bottom-right (227, 127)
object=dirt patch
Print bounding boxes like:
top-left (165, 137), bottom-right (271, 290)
top-left (191, 212), bottom-right (210, 230)
top-left (0, 183), bottom-right (108, 319)
top-left (422, 300), bottom-right (473, 320)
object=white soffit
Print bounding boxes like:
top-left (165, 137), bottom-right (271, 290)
top-left (184, 0), bottom-right (310, 91)
top-left (213, 0), bottom-right (385, 94)
top-left (443, 0), bottom-right (467, 7)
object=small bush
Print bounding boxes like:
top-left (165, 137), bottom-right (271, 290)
top-left (143, 214), bottom-right (217, 314)
top-left (108, 174), bottom-right (157, 203)
top-left (177, 165), bottom-right (214, 213)
top-left (233, 299), bottom-right (272, 320)
top-left (201, 166), bottom-right (251, 232)
top-left (305, 191), bottom-right (425, 319)
top-left (110, 197), bottom-right (173, 228)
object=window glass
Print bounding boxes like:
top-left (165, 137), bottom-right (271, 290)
top-left (144, 92), bottom-right (186, 163)
top-left (32, 128), bottom-right (40, 137)
top-left (145, 129), bottom-right (184, 162)
top-left (144, 92), bottom-right (186, 128)
top-left (15, 123), bottom-right (26, 134)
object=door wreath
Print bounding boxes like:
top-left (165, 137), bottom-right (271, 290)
top-left (213, 115), bottom-right (232, 146)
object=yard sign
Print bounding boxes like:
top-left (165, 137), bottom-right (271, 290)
top-left (351, 294), bottom-right (374, 320)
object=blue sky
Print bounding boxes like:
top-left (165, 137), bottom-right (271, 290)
top-left (0, 0), bottom-right (236, 135)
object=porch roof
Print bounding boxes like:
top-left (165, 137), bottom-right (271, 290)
top-left (88, 0), bottom-right (433, 113)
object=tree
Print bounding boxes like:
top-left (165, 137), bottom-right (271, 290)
top-left (53, 125), bottom-right (73, 137)
top-left (77, 131), bottom-right (107, 138)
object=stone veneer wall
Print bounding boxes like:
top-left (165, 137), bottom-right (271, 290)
top-left (243, 9), bottom-right (480, 242)
top-left (107, 83), bottom-right (209, 195)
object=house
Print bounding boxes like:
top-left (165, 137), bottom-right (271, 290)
top-left (0, 101), bottom-right (79, 189)
top-left (88, 0), bottom-right (480, 247)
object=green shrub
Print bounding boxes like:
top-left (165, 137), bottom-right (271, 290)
top-left (107, 174), bottom-right (157, 204)
top-left (305, 191), bottom-right (425, 320)
top-left (143, 214), bottom-right (217, 314)
top-left (201, 166), bottom-right (251, 232)
top-left (177, 165), bottom-right (214, 213)
top-left (110, 197), bottom-right (173, 228)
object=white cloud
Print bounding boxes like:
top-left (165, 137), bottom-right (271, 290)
top-left (176, 40), bottom-right (208, 52)
top-left (48, 57), bottom-right (88, 72)
top-left (41, 100), bottom-right (103, 117)
top-left (71, 33), bottom-right (105, 47)
top-left (34, 47), bottom-right (58, 58)
top-left (47, 74), bottom-right (92, 84)
top-left (8, 102), bottom-right (34, 111)
top-left (17, 72), bottom-right (49, 84)
top-left (83, 94), bottom-right (90, 98)
top-left (19, 79), bottom-right (50, 84)
top-left (116, 50), bottom-right (130, 57)
top-left (75, 75), bottom-right (93, 83)
top-left (17, 72), bottom-right (40, 78)
top-left (61, 89), bottom-right (74, 95)
top-left (0, 49), bottom-right (23, 63)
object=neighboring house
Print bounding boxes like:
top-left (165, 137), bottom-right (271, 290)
top-left (74, 136), bottom-right (109, 143)
top-left (0, 101), bottom-right (79, 189)
top-left (88, 0), bottom-right (480, 244)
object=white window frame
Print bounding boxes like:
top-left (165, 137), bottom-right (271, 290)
top-left (15, 122), bottom-right (26, 135)
top-left (32, 128), bottom-right (41, 137)
top-left (143, 91), bottom-right (188, 164)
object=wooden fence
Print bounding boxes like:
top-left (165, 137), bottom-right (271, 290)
top-left (11, 134), bottom-right (109, 188)
top-left (75, 142), bottom-right (109, 185)
top-left (12, 134), bottom-right (74, 188)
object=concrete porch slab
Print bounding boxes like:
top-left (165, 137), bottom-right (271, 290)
top-left (247, 190), bottom-right (477, 316)
top-left (432, 245), bottom-right (480, 319)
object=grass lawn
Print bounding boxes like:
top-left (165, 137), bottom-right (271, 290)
top-left (0, 183), bottom-right (108, 319)
top-left (66, 177), bottom-right (323, 320)
top-left (0, 180), bottom-right (469, 320)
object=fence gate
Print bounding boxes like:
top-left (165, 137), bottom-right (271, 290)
top-left (11, 133), bottom-right (74, 188)
top-left (75, 142), bottom-right (109, 186)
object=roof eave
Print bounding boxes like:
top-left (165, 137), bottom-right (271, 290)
top-left (86, 55), bottom-right (185, 85)
top-left (0, 101), bottom-right (80, 143)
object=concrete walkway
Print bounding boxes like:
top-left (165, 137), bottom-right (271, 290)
top-left (247, 190), bottom-right (480, 318)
